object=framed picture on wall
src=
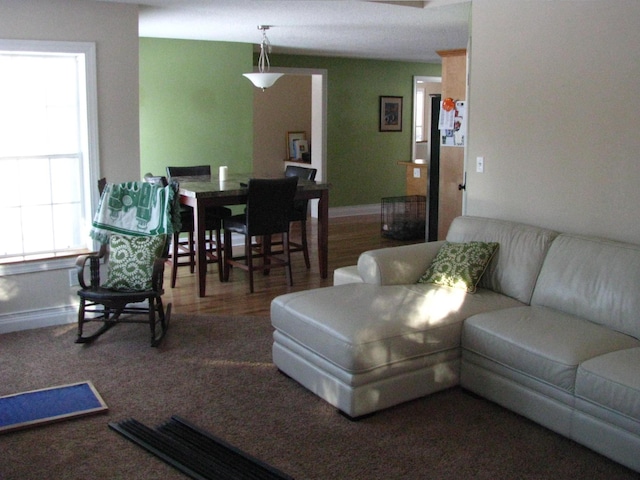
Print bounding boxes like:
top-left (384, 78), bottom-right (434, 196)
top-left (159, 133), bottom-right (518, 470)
top-left (287, 131), bottom-right (306, 159)
top-left (379, 96), bottom-right (403, 132)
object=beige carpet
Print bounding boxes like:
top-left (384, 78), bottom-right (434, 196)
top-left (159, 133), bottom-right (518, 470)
top-left (0, 315), bottom-right (636, 479)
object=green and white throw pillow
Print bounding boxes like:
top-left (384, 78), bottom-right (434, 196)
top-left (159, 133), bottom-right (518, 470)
top-left (103, 234), bottom-right (167, 291)
top-left (418, 241), bottom-right (499, 293)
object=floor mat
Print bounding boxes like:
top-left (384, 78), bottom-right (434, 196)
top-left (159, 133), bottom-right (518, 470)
top-left (0, 381), bottom-right (108, 434)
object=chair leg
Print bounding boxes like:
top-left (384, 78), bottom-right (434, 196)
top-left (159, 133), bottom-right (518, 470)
top-left (75, 301), bottom-right (117, 344)
top-left (171, 232), bottom-right (180, 288)
top-left (223, 229), bottom-right (232, 281)
top-left (149, 296), bottom-right (170, 347)
top-left (301, 218), bottom-right (311, 269)
top-left (215, 227), bottom-right (224, 282)
top-left (188, 231), bottom-right (195, 273)
top-left (149, 297), bottom-right (156, 346)
top-left (246, 235), bottom-right (254, 293)
top-left (283, 231), bottom-right (293, 286)
top-left (76, 298), bottom-right (87, 341)
top-left (262, 235), bottom-right (272, 276)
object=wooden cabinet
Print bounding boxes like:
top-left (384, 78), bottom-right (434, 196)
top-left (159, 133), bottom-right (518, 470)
top-left (437, 48), bottom-right (467, 240)
top-left (397, 161), bottom-right (428, 197)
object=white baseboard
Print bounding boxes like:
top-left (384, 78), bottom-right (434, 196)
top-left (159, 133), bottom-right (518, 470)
top-left (0, 305), bottom-right (76, 335)
top-left (1, 204), bottom-right (380, 335)
top-left (328, 204), bottom-right (379, 218)
top-left (309, 202), bottom-right (379, 219)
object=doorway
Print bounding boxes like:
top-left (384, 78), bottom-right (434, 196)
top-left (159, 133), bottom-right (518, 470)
top-left (413, 76), bottom-right (441, 240)
top-left (252, 67), bottom-right (327, 218)
top-left (412, 76), bottom-right (441, 164)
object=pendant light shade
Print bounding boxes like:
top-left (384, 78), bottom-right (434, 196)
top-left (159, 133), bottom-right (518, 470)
top-left (243, 72), bottom-right (283, 90)
top-left (243, 25), bottom-right (283, 91)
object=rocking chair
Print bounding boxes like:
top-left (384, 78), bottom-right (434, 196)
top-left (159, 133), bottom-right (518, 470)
top-left (75, 180), bottom-right (176, 346)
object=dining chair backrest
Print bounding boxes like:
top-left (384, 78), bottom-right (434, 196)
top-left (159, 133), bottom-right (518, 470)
top-left (246, 177), bottom-right (298, 236)
top-left (285, 165), bottom-right (317, 182)
top-left (98, 177), bottom-right (107, 196)
top-left (166, 165), bottom-right (211, 180)
top-left (143, 173), bottom-right (169, 187)
top-left (285, 165), bottom-right (317, 219)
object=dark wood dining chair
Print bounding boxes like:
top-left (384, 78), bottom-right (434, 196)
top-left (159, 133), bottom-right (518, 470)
top-left (284, 165), bottom-right (317, 268)
top-left (165, 165), bottom-right (231, 286)
top-left (223, 177), bottom-right (298, 293)
top-left (98, 177), bottom-right (107, 196)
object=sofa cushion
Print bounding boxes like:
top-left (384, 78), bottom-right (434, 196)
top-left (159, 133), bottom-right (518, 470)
top-left (418, 241), bottom-right (498, 293)
top-left (446, 216), bottom-right (558, 304)
top-left (271, 282), bottom-right (523, 374)
top-left (462, 306), bottom-right (640, 392)
top-left (576, 348), bottom-right (640, 421)
top-left (531, 233), bottom-right (640, 339)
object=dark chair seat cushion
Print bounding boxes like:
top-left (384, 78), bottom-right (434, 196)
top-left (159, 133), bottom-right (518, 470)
top-left (224, 214), bottom-right (250, 235)
top-left (178, 205), bottom-right (231, 232)
top-left (78, 287), bottom-right (156, 302)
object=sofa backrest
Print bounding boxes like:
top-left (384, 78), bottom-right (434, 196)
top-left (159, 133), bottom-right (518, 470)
top-left (531, 234), bottom-right (640, 339)
top-left (446, 216), bottom-right (559, 304)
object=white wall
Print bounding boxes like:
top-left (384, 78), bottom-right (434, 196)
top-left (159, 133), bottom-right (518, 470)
top-left (466, 0), bottom-right (640, 244)
top-left (252, 75), bottom-right (312, 177)
top-left (0, 0), bottom-right (140, 332)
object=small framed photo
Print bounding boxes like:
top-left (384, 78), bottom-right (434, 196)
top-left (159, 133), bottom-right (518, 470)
top-left (294, 139), bottom-right (308, 158)
top-left (379, 96), bottom-right (403, 132)
top-left (287, 131), bottom-right (306, 160)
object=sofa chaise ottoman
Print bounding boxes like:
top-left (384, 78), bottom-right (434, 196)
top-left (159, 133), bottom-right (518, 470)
top-left (271, 216), bottom-right (558, 418)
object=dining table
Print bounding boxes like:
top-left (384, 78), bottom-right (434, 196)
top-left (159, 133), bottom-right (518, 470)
top-left (176, 173), bottom-right (330, 297)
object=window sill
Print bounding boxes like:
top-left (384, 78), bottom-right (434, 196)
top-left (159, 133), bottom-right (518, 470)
top-left (0, 252), bottom-right (91, 276)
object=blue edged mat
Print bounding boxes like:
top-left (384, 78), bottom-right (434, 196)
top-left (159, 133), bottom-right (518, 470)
top-left (0, 381), bottom-right (108, 434)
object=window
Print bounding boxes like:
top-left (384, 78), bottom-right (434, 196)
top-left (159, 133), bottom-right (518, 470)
top-left (0, 40), bottom-right (99, 268)
top-left (415, 88), bottom-right (425, 142)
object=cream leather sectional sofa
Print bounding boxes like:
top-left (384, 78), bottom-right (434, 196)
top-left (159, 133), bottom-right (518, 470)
top-left (271, 216), bottom-right (640, 473)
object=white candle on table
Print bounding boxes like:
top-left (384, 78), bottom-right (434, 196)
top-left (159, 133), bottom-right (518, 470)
top-left (219, 166), bottom-right (228, 181)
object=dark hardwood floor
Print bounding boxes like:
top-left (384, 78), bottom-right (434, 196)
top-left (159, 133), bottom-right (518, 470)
top-left (162, 214), bottom-right (421, 317)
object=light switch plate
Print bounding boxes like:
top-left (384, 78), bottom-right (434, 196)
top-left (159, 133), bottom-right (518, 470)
top-left (476, 156), bottom-right (485, 173)
top-left (413, 167), bottom-right (421, 178)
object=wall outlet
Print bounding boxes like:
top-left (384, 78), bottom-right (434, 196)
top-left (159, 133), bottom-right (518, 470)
top-left (69, 269), bottom-right (79, 287)
top-left (476, 156), bottom-right (485, 173)
top-left (413, 167), bottom-right (421, 178)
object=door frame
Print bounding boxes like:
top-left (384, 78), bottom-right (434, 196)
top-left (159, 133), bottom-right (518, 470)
top-left (412, 75), bottom-right (441, 163)
top-left (268, 67), bottom-right (327, 218)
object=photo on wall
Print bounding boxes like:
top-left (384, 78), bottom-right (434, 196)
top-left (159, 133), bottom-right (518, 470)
top-left (287, 131), bottom-right (307, 160)
top-left (379, 96), bottom-right (403, 132)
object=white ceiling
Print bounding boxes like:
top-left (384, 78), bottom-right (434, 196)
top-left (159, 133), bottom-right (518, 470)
top-left (96, 0), bottom-right (471, 63)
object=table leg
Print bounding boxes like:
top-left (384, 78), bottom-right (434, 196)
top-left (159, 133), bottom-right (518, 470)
top-left (193, 201), bottom-right (207, 297)
top-left (317, 189), bottom-right (329, 278)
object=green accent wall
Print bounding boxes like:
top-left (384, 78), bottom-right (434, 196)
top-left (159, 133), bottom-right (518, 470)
top-left (139, 39), bottom-right (440, 208)
top-left (270, 54), bottom-right (441, 207)
top-left (139, 38), bottom-right (254, 177)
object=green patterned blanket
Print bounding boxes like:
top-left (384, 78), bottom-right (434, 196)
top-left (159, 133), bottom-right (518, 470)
top-left (90, 181), bottom-right (177, 244)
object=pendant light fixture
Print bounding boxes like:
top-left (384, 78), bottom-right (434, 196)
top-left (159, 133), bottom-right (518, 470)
top-left (243, 25), bottom-right (283, 91)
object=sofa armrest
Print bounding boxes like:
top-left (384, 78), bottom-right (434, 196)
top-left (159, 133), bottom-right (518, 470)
top-left (333, 266), bottom-right (364, 285)
top-left (357, 240), bottom-right (445, 285)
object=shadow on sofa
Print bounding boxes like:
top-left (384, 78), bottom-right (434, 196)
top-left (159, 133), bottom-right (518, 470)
top-left (271, 216), bottom-right (640, 473)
